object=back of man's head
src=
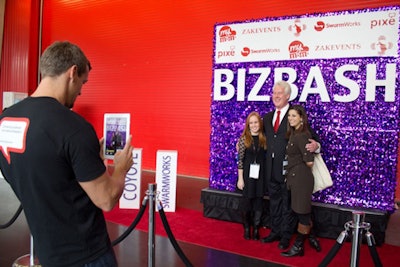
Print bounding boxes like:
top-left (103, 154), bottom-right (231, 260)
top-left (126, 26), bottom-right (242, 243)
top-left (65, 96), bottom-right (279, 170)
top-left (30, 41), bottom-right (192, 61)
top-left (39, 41), bottom-right (91, 78)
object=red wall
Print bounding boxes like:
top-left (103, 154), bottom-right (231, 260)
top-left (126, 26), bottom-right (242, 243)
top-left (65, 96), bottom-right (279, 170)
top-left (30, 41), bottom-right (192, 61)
top-left (0, 0), bottom-right (39, 96)
top-left (1, 0), bottom-right (399, 200)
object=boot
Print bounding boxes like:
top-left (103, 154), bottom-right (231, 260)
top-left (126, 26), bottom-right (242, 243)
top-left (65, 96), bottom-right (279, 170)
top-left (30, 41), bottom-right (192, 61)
top-left (280, 233), bottom-right (305, 257)
top-left (281, 223), bottom-right (310, 257)
top-left (242, 211), bottom-right (251, 240)
top-left (309, 229), bottom-right (321, 252)
top-left (252, 211), bottom-right (262, 240)
top-left (307, 220), bottom-right (321, 252)
top-left (244, 226), bottom-right (250, 240)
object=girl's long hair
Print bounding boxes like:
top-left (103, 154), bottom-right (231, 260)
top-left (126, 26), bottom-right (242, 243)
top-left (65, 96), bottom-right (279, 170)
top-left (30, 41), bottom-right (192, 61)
top-left (240, 111), bottom-right (267, 149)
top-left (286, 105), bottom-right (311, 138)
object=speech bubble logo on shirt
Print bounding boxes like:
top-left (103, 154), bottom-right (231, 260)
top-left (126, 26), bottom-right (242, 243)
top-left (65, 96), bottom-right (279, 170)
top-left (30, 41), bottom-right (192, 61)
top-left (0, 117), bottom-right (30, 164)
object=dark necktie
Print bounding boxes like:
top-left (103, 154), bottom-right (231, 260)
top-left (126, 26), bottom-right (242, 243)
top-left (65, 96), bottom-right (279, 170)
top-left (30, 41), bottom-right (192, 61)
top-left (273, 110), bottom-right (281, 133)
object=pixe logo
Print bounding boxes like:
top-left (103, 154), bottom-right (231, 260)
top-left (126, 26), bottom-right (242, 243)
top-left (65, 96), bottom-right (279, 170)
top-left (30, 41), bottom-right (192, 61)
top-left (213, 64), bottom-right (396, 103)
top-left (219, 26), bottom-right (236, 42)
top-left (217, 46), bottom-right (235, 58)
top-left (0, 117), bottom-right (30, 164)
top-left (370, 12), bottom-right (397, 29)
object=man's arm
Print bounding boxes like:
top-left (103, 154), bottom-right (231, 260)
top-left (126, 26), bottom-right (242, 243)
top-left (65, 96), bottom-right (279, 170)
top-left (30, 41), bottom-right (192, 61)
top-left (306, 127), bottom-right (321, 153)
top-left (79, 136), bottom-right (133, 211)
top-left (306, 139), bottom-right (321, 153)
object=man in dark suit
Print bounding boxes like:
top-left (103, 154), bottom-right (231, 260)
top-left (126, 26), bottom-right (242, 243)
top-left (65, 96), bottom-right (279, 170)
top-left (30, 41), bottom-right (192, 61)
top-left (260, 80), bottom-right (320, 250)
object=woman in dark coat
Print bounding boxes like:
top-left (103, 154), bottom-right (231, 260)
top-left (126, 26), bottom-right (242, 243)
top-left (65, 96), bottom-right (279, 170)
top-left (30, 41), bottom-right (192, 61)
top-left (281, 105), bottom-right (321, 257)
top-left (237, 111), bottom-right (267, 240)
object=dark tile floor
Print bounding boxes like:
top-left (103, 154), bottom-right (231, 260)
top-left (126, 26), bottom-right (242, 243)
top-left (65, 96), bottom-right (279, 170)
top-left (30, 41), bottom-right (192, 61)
top-left (0, 173), bottom-right (287, 267)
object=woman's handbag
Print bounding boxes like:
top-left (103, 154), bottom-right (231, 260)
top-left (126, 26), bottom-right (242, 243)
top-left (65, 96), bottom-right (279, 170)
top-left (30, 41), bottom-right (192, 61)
top-left (312, 153), bottom-right (333, 193)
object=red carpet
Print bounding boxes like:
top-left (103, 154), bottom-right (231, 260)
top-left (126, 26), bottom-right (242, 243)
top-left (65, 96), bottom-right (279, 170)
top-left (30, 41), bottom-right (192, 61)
top-left (104, 207), bottom-right (400, 267)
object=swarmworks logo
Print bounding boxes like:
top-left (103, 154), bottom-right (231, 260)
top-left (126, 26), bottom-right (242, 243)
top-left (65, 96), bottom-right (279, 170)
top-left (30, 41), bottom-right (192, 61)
top-left (313, 20), bottom-right (360, 32)
top-left (288, 19), bottom-right (306, 36)
top-left (288, 40), bottom-right (309, 59)
top-left (240, 46), bottom-right (280, 57)
top-left (219, 26), bottom-right (236, 43)
top-left (241, 47), bottom-right (250, 57)
top-left (371, 35), bottom-right (393, 56)
top-left (314, 21), bottom-right (325, 32)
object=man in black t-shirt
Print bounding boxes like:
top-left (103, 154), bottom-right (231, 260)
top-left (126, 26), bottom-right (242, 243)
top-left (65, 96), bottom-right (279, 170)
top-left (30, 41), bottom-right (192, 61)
top-left (0, 41), bottom-right (133, 267)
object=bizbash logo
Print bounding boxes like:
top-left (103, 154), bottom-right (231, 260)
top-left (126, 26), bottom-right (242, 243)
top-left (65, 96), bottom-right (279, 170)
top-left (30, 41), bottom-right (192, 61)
top-left (371, 35), bottom-right (393, 56)
top-left (289, 19), bottom-right (306, 36)
top-left (219, 26), bottom-right (236, 43)
top-left (289, 40), bottom-right (309, 59)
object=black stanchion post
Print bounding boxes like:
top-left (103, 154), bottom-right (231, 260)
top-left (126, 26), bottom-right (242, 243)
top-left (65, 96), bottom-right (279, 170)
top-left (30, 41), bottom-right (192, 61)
top-left (365, 231), bottom-right (383, 267)
top-left (318, 229), bottom-right (348, 267)
top-left (147, 183), bottom-right (157, 267)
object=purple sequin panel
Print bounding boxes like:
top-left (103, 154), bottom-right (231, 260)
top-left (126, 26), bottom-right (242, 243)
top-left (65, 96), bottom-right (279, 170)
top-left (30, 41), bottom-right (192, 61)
top-left (209, 7), bottom-right (399, 212)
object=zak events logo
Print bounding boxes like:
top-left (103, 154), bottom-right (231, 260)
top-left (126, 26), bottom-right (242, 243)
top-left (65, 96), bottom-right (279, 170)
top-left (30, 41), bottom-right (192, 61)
top-left (0, 117), bottom-right (29, 164)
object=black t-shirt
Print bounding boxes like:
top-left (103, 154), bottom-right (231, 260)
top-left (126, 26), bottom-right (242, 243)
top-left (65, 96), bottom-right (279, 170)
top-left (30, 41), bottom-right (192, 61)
top-left (0, 97), bottom-right (110, 267)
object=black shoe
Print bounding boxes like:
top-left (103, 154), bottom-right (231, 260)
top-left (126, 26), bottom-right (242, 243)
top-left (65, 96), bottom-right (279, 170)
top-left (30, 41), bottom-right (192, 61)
top-left (280, 244), bottom-right (304, 257)
top-left (244, 227), bottom-right (250, 240)
top-left (278, 238), bottom-right (290, 250)
top-left (309, 236), bottom-right (321, 252)
top-left (281, 233), bottom-right (305, 256)
top-left (253, 227), bottom-right (260, 240)
top-left (261, 233), bottom-right (280, 243)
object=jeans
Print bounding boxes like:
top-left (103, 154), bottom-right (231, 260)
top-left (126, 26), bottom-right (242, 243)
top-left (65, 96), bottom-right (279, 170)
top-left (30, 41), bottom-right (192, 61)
top-left (83, 248), bottom-right (118, 267)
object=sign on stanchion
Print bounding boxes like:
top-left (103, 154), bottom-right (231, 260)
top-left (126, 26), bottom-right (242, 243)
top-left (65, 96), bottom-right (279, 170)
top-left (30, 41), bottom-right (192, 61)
top-left (155, 150), bottom-right (178, 212)
top-left (119, 148), bottom-right (142, 209)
